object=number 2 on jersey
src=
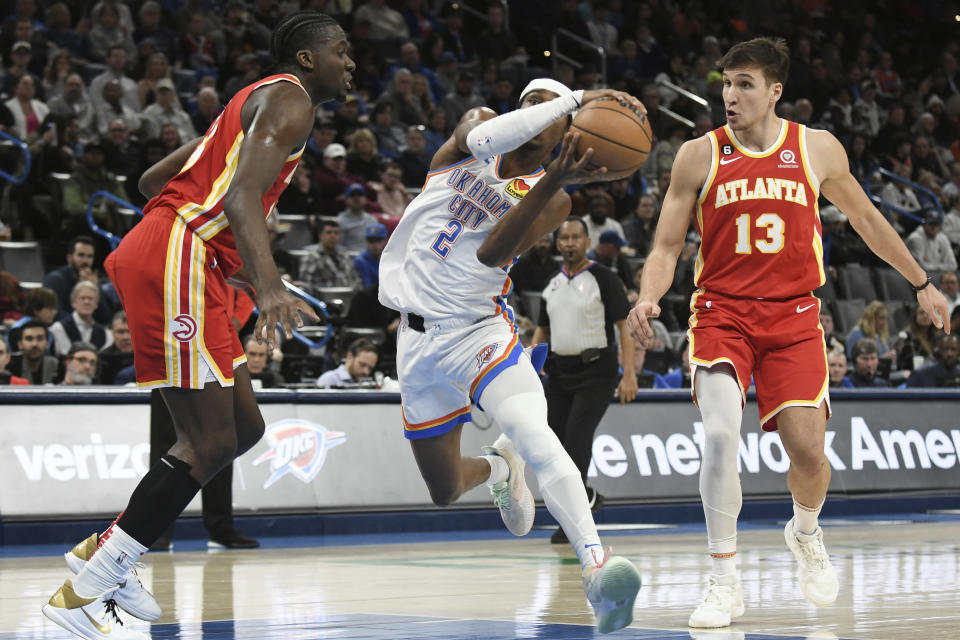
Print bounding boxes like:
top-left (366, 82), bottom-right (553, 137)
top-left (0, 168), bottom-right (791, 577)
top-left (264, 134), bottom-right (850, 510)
top-left (431, 219), bottom-right (464, 259)
top-left (734, 213), bottom-right (785, 254)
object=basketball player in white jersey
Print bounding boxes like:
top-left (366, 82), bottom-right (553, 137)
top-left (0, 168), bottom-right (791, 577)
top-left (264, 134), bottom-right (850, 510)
top-left (379, 79), bottom-right (644, 634)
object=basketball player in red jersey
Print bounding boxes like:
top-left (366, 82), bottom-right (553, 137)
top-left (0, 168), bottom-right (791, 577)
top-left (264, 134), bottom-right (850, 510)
top-left (628, 38), bottom-right (950, 629)
top-left (42, 12), bottom-right (351, 638)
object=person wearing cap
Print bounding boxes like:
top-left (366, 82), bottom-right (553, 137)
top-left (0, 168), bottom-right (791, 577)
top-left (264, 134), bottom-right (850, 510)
top-left (588, 229), bottom-right (633, 288)
top-left (313, 141), bottom-right (373, 215)
top-left (434, 50), bottom-right (462, 97)
top-left (141, 76), bottom-right (198, 141)
top-left (353, 222), bottom-right (389, 287)
top-left (532, 217), bottom-right (638, 547)
top-left (379, 73), bottom-right (645, 632)
top-left (337, 182), bottom-right (380, 252)
top-left (2, 39), bottom-right (39, 97)
top-left (906, 208), bottom-right (958, 273)
top-left (61, 138), bottom-right (128, 236)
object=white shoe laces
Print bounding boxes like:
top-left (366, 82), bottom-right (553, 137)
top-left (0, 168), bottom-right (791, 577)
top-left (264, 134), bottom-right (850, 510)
top-left (797, 533), bottom-right (829, 572)
top-left (702, 577), bottom-right (735, 607)
top-left (489, 481), bottom-right (511, 510)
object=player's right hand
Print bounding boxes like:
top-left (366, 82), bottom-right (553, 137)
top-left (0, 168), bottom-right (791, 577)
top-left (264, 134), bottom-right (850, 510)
top-left (580, 89), bottom-right (645, 113)
top-left (627, 299), bottom-right (661, 348)
top-left (255, 286), bottom-right (320, 351)
top-left (548, 131), bottom-right (607, 186)
top-left (918, 285), bottom-right (951, 334)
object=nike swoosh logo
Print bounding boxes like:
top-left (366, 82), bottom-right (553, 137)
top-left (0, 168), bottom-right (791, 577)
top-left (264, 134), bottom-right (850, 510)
top-left (719, 156), bottom-right (743, 165)
top-left (82, 608), bottom-right (111, 634)
top-left (796, 303), bottom-right (816, 313)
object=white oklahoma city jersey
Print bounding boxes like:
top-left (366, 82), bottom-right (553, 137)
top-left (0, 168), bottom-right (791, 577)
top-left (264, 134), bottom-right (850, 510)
top-left (379, 154), bottom-right (545, 319)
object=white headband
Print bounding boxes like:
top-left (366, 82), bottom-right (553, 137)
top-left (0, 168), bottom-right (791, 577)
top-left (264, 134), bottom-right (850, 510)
top-left (519, 78), bottom-right (575, 103)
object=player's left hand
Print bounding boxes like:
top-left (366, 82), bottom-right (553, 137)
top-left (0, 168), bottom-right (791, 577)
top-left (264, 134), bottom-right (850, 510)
top-left (918, 285), bottom-right (951, 333)
top-left (617, 373), bottom-right (639, 405)
top-left (547, 131), bottom-right (608, 186)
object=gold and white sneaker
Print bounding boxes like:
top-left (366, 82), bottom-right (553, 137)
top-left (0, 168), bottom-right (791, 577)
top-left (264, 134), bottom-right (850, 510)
top-left (41, 578), bottom-right (150, 639)
top-left (65, 534), bottom-right (161, 621)
top-left (582, 549), bottom-right (642, 634)
top-left (481, 434), bottom-right (535, 536)
top-left (784, 517), bottom-right (839, 606)
top-left (688, 574), bottom-right (744, 628)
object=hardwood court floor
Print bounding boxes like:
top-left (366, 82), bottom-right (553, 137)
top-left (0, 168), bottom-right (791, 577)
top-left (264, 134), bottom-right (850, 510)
top-left (2, 515), bottom-right (959, 639)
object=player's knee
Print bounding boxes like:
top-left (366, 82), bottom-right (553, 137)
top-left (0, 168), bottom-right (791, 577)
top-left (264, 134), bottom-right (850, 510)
top-left (703, 427), bottom-right (740, 463)
top-left (235, 412), bottom-right (265, 457)
top-left (426, 484), bottom-right (459, 507)
top-left (197, 432), bottom-right (239, 474)
top-left (788, 441), bottom-right (826, 473)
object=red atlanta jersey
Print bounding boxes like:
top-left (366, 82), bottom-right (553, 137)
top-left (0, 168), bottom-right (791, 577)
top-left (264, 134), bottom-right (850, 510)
top-left (145, 73), bottom-right (306, 277)
top-left (693, 120), bottom-right (825, 299)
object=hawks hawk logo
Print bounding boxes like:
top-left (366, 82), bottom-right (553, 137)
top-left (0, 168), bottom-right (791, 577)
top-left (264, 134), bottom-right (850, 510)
top-left (253, 419), bottom-right (346, 489)
top-left (171, 314), bottom-right (197, 341)
top-left (505, 178), bottom-right (531, 199)
top-left (476, 343), bottom-right (500, 369)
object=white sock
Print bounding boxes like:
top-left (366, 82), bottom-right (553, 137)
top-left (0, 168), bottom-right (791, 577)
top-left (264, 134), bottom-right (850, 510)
top-left (792, 497), bottom-right (823, 535)
top-left (72, 523), bottom-right (148, 598)
top-left (541, 474), bottom-right (604, 569)
top-left (482, 453), bottom-right (510, 486)
top-left (708, 533), bottom-right (738, 578)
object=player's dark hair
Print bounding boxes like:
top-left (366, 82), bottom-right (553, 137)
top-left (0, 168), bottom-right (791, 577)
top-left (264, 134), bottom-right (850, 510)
top-left (562, 216), bottom-right (590, 236)
top-left (270, 11), bottom-right (342, 69)
top-left (717, 37), bottom-right (790, 87)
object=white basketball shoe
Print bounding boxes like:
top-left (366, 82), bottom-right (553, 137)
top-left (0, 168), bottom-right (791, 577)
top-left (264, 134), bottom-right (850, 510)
top-left (481, 434), bottom-right (535, 536)
top-left (582, 549), bottom-right (642, 634)
top-left (42, 579), bottom-right (150, 639)
top-left (64, 533), bottom-right (161, 622)
top-left (784, 517), bottom-right (839, 606)
top-left (688, 574), bottom-right (745, 628)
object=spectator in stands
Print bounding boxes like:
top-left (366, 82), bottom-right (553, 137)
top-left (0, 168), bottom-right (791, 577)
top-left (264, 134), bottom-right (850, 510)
top-left (899, 303), bottom-right (939, 370)
top-left (879, 162), bottom-right (922, 229)
top-left (376, 68), bottom-right (425, 128)
top-left (60, 141), bottom-right (128, 238)
top-left (41, 49), bottom-right (75, 101)
top-left (569, 181), bottom-right (607, 219)
top-left (93, 79), bottom-right (141, 138)
top-left (43, 235), bottom-right (112, 324)
top-left (141, 78), bottom-right (197, 141)
top-left (820, 307), bottom-right (846, 354)
top-left (299, 219), bottom-right (361, 292)
top-left (906, 334), bottom-right (960, 387)
top-left (440, 70), bottom-right (484, 130)
top-left (434, 51), bottom-right (460, 98)
top-left (375, 160), bottom-right (412, 218)
top-left (303, 117), bottom-right (337, 166)
top-left (0, 269), bottom-right (24, 324)
top-left (411, 73), bottom-right (436, 121)
top-left (827, 348), bottom-right (853, 388)
top-left (608, 177), bottom-right (638, 223)
top-left (622, 193), bottom-right (658, 256)
top-left (190, 86), bottom-right (221, 135)
top-left (873, 51), bottom-right (903, 102)
top-left (906, 209), bottom-right (958, 273)
top-left (48, 280), bottom-right (113, 356)
top-left (439, 3), bottom-right (474, 64)
top-left (398, 124), bottom-right (430, 188)
top-left (423, 107), bottom-right (448, 156)
top-left (98, 309), bottom-right (134, 385)
top-left (313, 142), bottom-right (370, 215)
top-left (137, 52), bottom-right (172, 108)
top-left (356, 0), bottom-right (409, 42)
top-left (912, 135), bottom-right (948, 182)
top-left (346, 127), bottom-right (384, 183)
top-left (337, 183), bottom-right (379, 253)
top-left (4, 74), bottom-right (48, 142)
top-left (135, 1), bottom-right (179, 66)
top-left (0, 338), bottom-right (28, 385)
top-left (243, 334), bottom-right (285, 389)
top-left (940, 270), bottom-right (959, 316)
top-left (875, 104), bottom-right (909, 158)
top-left (509, 232), bottom-right (556, 312)
top-left (316, 338), bottom-right (379, 388)
top-left (854, 79), bottom-right (883, 137)
top-left (589, 230), bottom-right (633, 289)
top-left (47, 73), bottom-right (95, 141)
top-left (87, 3), bottom-right (136, 63)
top-left (158, 122), bottom-right (184, 156)
top-left (354, 222), bottom-right (388, 287)
top-left (583, 193), bottom-right (624, 250)
top-left (642, 122), bottom-right (684, 184)
top-left (388, 41), bottom-right (442, 104)
top-left (220, 1), bottom-right (269, 58)
top-left (402, 0), bottom-right (438, 40)
top-left (847, 301), bottom-right (896, 363)
top-left (44, 2), bottom-right (85, 58)
top-left (476, 2), bottom-right (520, 62)
top-left (9, 320), bottom-right (57, 384)
top-left (34, 113), bottom-right (79, 180)
top-left (845, 133), bottom-right (876, 184)
top-left (277, 161), bottom-right (320, 217)
top-left (59, 340), bottom-right (98, 385)
top-left (223, 52), bottom-right (262, 101)
top-left (820, 205), bottom-right (872, 271)
top-left (849, 338), bottom-right (890, 387)
top-left (5, 285), bottom-right (57, 348)
top-left (101, 117), bottom-right (141, 182)
top-left (89, 46), bottom-right (141, 113)
top-left (1, 38), bottom-right (39, 98)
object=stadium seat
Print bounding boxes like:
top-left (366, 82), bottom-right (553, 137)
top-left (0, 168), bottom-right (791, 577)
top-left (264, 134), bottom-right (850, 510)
top-left (875, 267), bottom-right (916, 301)
top-left (814, 276), bottom-right (838, 301)
top-left (274, 214), bottom-right (314, 251)
top-left (836, 265), bottom-right (878, 300)
top-left (834, 298), bottom-right (866, 335)
top-left (0, 241), bottom-right (45, 287)
top-left (885, 300), bottom-right (910, 334)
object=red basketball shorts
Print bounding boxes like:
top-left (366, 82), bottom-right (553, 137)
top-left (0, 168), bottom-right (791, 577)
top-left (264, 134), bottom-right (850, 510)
top-left (104, 207), bottom-right (245, 389)
top-left (687, 289), bottom-right (830, 430)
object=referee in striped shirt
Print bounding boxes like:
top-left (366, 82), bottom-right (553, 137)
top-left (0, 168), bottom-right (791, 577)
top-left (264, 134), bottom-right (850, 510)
top-left (532, 217), bottom-right (638, 544)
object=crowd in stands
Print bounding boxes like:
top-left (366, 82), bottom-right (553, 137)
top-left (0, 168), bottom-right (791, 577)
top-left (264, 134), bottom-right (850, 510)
top-left (2, 0), bottom-right (960, 389)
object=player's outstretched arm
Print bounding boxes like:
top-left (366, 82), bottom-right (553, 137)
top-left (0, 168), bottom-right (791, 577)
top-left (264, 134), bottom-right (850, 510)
top-left (222, 83), bottom-right (320, 348)
top-left (628, 138), bottom-right (708, 346)
top-left (138, 137), bottom-right (203, 199)
top-left (811, 129), bottom-right (950, 332)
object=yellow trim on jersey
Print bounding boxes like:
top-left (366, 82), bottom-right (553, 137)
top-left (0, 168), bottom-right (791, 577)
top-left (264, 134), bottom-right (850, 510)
top-left (687, 289), bottom-right (747, 405)
top-left (136, 378), bottom-right (172, 389)
top-left (177, 130), bottom-right (244, 225)
top-left (723, 119), bottom-right (788, 158)
top-left (179, 119), bottom-right (219, 176)
top-left (189, 232), bottom-right (200, 385)
top-left (694, 133), bottom-right (720, 285)
top-left (164, 217), bottom-right (188, 387)
top-left (798, 124), bottom-right (826, 288)
top-left (194, 241), bottom-right (232, 386)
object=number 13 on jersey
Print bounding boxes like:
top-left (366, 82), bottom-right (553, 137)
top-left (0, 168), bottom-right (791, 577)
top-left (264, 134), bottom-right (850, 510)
top-left (431, 219), bottom-right (464, 259)
top-left (734, 213), bottom-right (785, 254)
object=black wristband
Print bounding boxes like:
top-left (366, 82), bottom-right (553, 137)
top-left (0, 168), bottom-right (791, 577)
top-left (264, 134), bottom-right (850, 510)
top-left (911, 274), bottom-right (933, 292)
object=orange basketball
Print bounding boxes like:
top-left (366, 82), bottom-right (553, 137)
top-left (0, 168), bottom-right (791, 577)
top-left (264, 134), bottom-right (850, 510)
top-left (571, 98), bottom-right (653, 180)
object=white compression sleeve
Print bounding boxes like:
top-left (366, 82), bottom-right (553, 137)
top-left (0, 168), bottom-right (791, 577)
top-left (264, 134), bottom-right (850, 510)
top-left (466, 90), bottom-right (584, 162)
top-left (695, 366), bottom-right (744, 560)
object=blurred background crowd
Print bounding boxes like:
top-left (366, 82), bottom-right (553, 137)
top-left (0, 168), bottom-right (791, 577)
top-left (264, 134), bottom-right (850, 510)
top-left (1, 0), bottom-right (959, 390)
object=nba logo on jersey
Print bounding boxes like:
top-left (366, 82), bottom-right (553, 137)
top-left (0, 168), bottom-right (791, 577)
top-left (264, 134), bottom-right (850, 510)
top-left (475, 343), bottom-right (500, 370)
top-left (505, 178), bottom-right (531, 200)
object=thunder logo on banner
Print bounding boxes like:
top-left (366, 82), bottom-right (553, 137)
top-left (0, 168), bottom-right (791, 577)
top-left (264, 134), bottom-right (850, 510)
top-left (253, 419), bottom-right (345, 488)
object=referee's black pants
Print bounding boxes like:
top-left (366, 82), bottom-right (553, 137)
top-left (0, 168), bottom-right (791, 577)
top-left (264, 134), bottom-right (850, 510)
top-left (149, 390), bottom-right (234, 539)
top-left (544, 353), bottom-right (620, 485)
